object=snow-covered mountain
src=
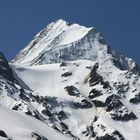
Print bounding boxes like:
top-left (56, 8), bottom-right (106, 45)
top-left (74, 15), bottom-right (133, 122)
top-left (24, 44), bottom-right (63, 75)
top-left (0, 19), bottom-right (140, 140)
top-left (11, 19), bottom-right (135, 69)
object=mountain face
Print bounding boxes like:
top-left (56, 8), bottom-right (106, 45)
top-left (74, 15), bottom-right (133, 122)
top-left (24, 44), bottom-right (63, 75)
top-left (0, 19), bottom-right (140, 140)
top-left (11, 19), bottom-right (135, 70)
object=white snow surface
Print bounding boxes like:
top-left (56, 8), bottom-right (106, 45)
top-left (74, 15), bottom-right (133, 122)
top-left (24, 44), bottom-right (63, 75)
top-left (58, 23), bottom-right (92, 46)
top-left (10, 58), bottom-right (140, 140)
top-left (11, 60), bottom-right (96, 140)
top-left (11, 60), bottom-right (93, 97)
top-left (0, 105), bottom-right (71, 140)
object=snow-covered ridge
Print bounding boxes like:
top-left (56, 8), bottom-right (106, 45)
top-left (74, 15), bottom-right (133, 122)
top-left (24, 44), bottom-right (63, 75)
top-left (57, 23), bottom-right (92, 46)
top-left (11, 19), bottom-right (136, 71)
top-left (12, 19), bottom-right (92, 66)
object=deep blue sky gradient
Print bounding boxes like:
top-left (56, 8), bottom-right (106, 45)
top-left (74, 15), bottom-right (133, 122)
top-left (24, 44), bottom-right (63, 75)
top-left (0, 0), bottom-right (140, 63)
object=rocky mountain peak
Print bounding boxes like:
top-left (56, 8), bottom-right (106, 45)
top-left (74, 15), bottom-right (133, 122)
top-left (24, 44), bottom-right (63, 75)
top-left (0, 51), bottom-right (14, 81)
top-left (11, 20), bottom-right (136, 73)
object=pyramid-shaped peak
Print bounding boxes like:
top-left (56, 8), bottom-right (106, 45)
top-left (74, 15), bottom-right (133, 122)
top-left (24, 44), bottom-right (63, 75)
top-left (11, 19), bottom-right (135, 71)
top-left (12, 20), bottom-right (94, 66)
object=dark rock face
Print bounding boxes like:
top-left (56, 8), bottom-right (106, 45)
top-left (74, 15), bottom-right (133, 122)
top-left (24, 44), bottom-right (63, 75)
top-left (88, 63), bottom-right (100, 86)
top-left (61, 72), bottom-right (72, 77)
top-left (19, 90), bottom-right (30, 102)
top-left (60, 122), bottom-right (69, 130)
top-left (31, 132), bottom-right (48, 140)
top-left (73, 99), bottom-right (93, 109)
top-left (64, 86), bottom-right (80, 97)
top-left (88, 63), bottom-right (111, 89)
top-left (110, 111), bottom-right (137, 121)
top-left (42, 109), bottom-right (52, 117)
top-left (91, 93), bottom-right (137, 121)
top-left (0, 52), bottom-right (26, 105)
top-left (12, 103), bottom-right (22, 110)
top-left (92, 100), bottom-right (106, 108)
top-left (58, 110), bottom-right (67, 120)
top-left (60, 62), bottom-right (68, 67)
top-left (112, 58), bottom-right (126, 71)
top-left (105, 95), bottom-right (137, 121)
top-left (90, 123), bottom-right (125, 140)
top-left (12, 100), bottom-right (44, 121)
top-left (107, 45), bottom-right (131, 71)
top-left (0, 52), bottom-right (14, 81)
top-left (130, 64), bottom-right (140, 75)
top-left (0, 130), bottom-right (12, 140)
top-left (89, 89), bottom-right (103, 99)
top-left (113, 82), bottom-right (130, 98)
top-left (0, 130), bottom-right (8, 138)
top-left (130, 92), bottom-right (140, 104)
top-left (105, 95), bottom-right (122, 112)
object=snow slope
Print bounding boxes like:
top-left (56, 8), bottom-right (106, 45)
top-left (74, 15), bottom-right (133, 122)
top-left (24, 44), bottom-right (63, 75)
top-left (0, 51), bottom-right (72, 140)
top-left (58, 23), bottom-right (92, 46)
top-left (11, 57), bottom-right (140, 140)
top-left (11, 61), bottom-right (96, 140)
top-left (11, 60), bottom-right (94, 97)
top-left (0, 105), bottom-right (71, 140)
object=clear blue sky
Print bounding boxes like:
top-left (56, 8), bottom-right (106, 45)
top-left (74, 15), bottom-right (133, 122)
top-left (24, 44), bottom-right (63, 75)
top-left (0, 0), bottom-right (140, 63)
